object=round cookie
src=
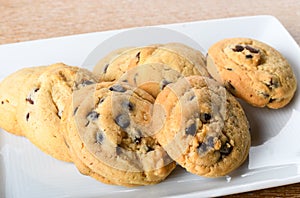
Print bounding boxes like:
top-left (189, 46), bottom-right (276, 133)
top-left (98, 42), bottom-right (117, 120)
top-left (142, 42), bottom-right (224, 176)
top-left (93, 42), bottom-right (209, 82)
top-left (63, 82), bottom-right (176, 186)
top-left (17, 63), bottom-right (98, 162)
top-left (0, 64), bottom-right (62, 135)
top-left (154, 76), bottom-right (251, 177)
top-left (206, 37), bottom-right (297, 109)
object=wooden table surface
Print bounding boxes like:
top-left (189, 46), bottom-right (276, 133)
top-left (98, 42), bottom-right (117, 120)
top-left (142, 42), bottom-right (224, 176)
top-left (1, 0), bottom-right (300, 197)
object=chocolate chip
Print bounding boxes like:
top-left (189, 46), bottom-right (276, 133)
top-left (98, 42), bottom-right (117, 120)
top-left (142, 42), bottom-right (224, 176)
top-left (160, 79), bottom-right (171, 90)
top-left (81, 80), bottom-right (95, 87)
top-left (207, 136), bottom-right (215, 147)
top-left (87, 111), bottom-right (99, 122)
top-left (200, 113), bottom-right (211, 123)
top-left (245, 54), bottom-right (253, 59)
top-left (103, 63), bottom-right (109, 73)
top-left (220, 142), bottom-right (232, 155)
top-left (34, 88), bottom-right (40, 92)
top-left (269, 98), bottom-right (276, 103)
top-left (197, 143), bottom-right (207, 153)
top-left (1, 101), bottom-right (4, 105)
top-left (134, 136), bottom-right (141, 144)
top-left (133, 73), bottom-right (138, 85)
top-left (261, 92), bottom-right (270, 98)
top-left (114, 114), bottom-right (130, 129)
top-left (185, 123), bottom-right (197, 136)
top-left (122, 101), bottom-right (134, 111)
top-left (73, 107), bottom-right (79, 115)
top-left (26, 113), bottom-right (30, 121)
top-left (226, 81), bottom-right (236, 92)
top-left (189, 95), bottom-right (195, 101)
top-left (98, 98), bottom-right (105, 105)
top-left (25, 98), bottom-right (34, 105)
top-left (116, 146), bottom-right (122, 155)
top-left (146, 146), bottom-right (155, 153)
top-left (96, 131), bottom-right (104, 144)
top-left (136, 51), bottom-right (141, 63)
top-left (226, 68), bottom-right (233, 71)
top-left (232, 45), bottom-right (244, 52)
top-left (270, 78), bottom-right (280, 88)
top-left (109, 84), bottom-right (126, 92)
top-left (245, 45), bottom-right (259, 53)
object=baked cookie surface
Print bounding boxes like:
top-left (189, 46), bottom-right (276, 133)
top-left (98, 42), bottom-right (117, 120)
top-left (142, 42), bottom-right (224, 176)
top-left (154, 76), bottom-right (251, 177)
top-left (0, 64), bottom-right (62, 135)
top-left (17, 63), bottom-right (98, 162)
top-left (93, 42), bottom-right (209, 82)
top-left (118, 63), bottom-right (183, 98)
top-left (207, 37), bottom-right (297, 108)
top-left (63, 82), bottom-right (176, 186)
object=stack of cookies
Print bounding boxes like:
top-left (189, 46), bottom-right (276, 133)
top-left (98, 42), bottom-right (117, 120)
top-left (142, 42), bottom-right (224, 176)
top-left (0, 38), bottom-right (297, 186)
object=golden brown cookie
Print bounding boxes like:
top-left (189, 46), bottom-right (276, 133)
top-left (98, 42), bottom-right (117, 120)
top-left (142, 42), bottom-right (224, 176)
top-left (154, 76), bottom-right (251, 177)
top-left (207, 38), bottom-right (297, 108)
top-left (63, 82), bottom-right (176, 186)
top-left (17, 63), bottom-right (98, 162)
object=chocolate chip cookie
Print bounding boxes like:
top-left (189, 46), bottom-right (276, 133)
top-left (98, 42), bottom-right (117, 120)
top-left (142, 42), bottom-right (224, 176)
top-left (154, 76), bottom-right (251, 177)
top-left (0, 64), bottom-right (61, 135)
top-left (207, 38), bottom-right (297, 108)
top-left (17, 63), bottom-right (98, 162)
top-left (63, 82), bottom-right (176, 186)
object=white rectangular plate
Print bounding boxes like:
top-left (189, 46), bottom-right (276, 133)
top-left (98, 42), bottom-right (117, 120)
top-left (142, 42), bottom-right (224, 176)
top-left (1, 15), bottom-right (300, 198)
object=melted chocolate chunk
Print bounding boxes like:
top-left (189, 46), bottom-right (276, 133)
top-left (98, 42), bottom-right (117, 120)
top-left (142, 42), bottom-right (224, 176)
top-left (134, 136), bottom-right (141, 144)
top-left (207, 136), bottom-right (215, 148)
top-left (73, 107), bottom-right (79, 115)
top-left (200, 113), bottom-right (211, 123)
top-left (87, 111), bottom-right (99, 121)
top-left (81, 80), bottom-right (95, 87)
top-left (185, 123), bottom-right (197, 136)
top-left (197, 143), bottom-right (207, 153)
top-left (269, 78), bottom-right (280, 89)
top-left (136, 52), bottom-right (141, 63)
top-left (103, 63), bottom-right (109, 73)
top-left (109, 84), bottom-right (126, 92)
top-left (189, 95), bottom-right (195, 101)
top-left (160, 79), bottom-right (171, 90)
top-left (98, 97), bottom-right (105, 105)
top-left (232, 45), bottom-right (244, 52)
top-left (133, 73), bottom-right (138, 85)
top-left (122, 100), bottom-right (134, 111)
top-left (116, 146), bottom-right (122, 155)
top-left (114, 114), bottom-right (130, 129)
top-left (245, 45), bottom-right (259, 53)
top-left (96, 131), bottom-right (104, 144)
top-left (245, 54), bottom-right (253, 59)
top-left (220, 142), bottom-right (233, 155)
top-left (269, 98), bottom-right (276, 103)
top-left (146, 146), bottom-right (155, 153)
top-left (261, 92), bottom-right (270, 98)
top-left (25, 98), bottom-right (34, 105)
top-left (26, 113), bottom-right (30, 121)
